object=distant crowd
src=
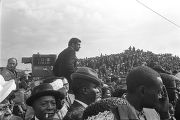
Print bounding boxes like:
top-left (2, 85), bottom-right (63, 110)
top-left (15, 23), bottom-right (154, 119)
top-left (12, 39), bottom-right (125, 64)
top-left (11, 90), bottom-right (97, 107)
top-left (78, 46), bottom-right (180, 78)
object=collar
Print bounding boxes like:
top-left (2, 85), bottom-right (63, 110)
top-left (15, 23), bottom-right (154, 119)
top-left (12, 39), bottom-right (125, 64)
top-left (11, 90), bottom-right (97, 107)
top-left (123, 94), bottom-right (146, 120)
top-left (75, 99), bottom-right (88, 108)
top-left (35, 116), bottom-right (39, 120)
top-left (69, 46), bottom-right (75, 51)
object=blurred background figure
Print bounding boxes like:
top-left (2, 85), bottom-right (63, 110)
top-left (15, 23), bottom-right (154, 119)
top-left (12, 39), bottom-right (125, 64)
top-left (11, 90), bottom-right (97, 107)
top-left (101, 85), bottom-right (111, 99)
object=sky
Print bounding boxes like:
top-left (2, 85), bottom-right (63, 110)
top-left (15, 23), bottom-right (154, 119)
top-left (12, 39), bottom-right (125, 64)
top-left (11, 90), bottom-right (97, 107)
top-left (0, 0), bottom-right (180, 70)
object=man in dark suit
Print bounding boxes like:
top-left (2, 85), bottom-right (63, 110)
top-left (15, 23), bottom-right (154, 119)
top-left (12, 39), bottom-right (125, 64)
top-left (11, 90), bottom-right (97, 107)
top-left (53, 38), bottom-right (81, 91)
top-left (26, 83), bottom-right (65, 120)
top-left (63, 67), bottom-right (102, 120)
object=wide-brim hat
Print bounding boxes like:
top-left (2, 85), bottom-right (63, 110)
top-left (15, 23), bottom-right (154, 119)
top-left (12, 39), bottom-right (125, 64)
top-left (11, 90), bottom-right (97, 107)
top-left (71, 67), bottom-right (101, 86)
top-left (0, 75), bottom-right (16, 103)
top-left (26, 83), bottom-right (65, 106)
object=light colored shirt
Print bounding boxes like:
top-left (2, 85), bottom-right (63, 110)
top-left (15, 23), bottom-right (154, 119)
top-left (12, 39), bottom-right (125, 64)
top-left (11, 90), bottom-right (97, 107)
top-left (75, 99), bottom-right (88, 108)
top-left (35, 116), bottom-right (39, 120)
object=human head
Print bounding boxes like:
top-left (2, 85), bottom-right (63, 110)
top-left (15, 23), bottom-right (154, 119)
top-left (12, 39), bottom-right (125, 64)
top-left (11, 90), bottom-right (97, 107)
top-left (82, 97), bottom-right (124, 120)
top-left (71, 67), bottom-right (102, 105)
top-left (26, 83), bottom-right (65, 120)
top-left (126, 66), bottom-right (164, 109)
top-left (68, 38), bottom-right (81, 51)
top-left (160, 73), bottom-right (178, 105)
top-left (7, 58), bottom-right (17, 71)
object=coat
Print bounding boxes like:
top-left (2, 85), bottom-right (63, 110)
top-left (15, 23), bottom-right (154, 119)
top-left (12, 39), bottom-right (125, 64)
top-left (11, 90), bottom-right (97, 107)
top-left (63, 101), bottom-right (86, 120)
top-left (53, 47), bottom-right (77, 88)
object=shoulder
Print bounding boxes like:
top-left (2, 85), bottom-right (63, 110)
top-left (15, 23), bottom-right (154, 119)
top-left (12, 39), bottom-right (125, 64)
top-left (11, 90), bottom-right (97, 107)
top-left (58, 47), bottom-right (75, 57)
top-left (69, 101), bottom-right (85, 111)
top-left (63, 47), bottom-right (74, 53)
top-left (10, 115), bottom-right (23, 120)
top-left (143, 108), bottom-right (160, 120)
top-left (1, 68), bottom-right (15, 80)
top-left (64, 105), bottom-right (84, 120)
top-left (1, 68), bottom-right (11, 74)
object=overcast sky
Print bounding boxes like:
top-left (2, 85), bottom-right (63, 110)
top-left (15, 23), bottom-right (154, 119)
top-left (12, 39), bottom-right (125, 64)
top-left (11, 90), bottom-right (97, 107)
top-left (1, 0), bottom-right (180, 69)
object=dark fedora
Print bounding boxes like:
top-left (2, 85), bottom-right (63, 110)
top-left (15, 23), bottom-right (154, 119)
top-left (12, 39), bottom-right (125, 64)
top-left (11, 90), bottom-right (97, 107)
top-left (71, 67), bottom-right (101, 86)
top-left (26, 83), bottom-right (65, 106)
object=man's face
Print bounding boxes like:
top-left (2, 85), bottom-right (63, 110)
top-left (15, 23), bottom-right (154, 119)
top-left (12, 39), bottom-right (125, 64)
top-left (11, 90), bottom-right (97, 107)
top-left (7, 59), bottom-right (17, 71)
top-left (85, 83), bottom-right (101, 104)
top-left (32, 96), bottom-right (57, 120)
top-left (142, 77), bottom-right (164, 108)
top-left (73, 42), bottom-right (81, 51)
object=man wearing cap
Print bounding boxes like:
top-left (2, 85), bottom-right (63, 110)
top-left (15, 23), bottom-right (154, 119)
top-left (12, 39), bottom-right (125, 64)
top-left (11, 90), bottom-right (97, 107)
top-left (53, 38), bottom-right (81, 91)
top-left (26, 83), bottom-right (65, 120)
top-left (63, 67), bottom-right (102, 120)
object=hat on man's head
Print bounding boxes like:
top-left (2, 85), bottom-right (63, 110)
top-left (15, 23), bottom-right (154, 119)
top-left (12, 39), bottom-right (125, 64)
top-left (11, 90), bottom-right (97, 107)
top-left (71, 67), bottom-right (101, 86)
top-left (0, 75), bottom-right (16, 103)
top-left (26, 83), bottom-right (65, 106)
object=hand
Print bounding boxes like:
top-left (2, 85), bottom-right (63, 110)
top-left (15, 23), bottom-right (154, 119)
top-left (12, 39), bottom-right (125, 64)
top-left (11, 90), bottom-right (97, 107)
top-left (154, 85), bottom-right (170, 119)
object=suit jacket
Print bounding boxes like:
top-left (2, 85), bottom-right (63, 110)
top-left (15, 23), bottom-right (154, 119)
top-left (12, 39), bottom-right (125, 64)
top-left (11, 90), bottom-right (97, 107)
top-left (114, 98), bottom-right (160, 120)
top-left (1, 68), bottom-right (17, 81)
top-left (63, 101), bottom-right (86, 120)
top-left (53, 47), bottom-right (77, 77)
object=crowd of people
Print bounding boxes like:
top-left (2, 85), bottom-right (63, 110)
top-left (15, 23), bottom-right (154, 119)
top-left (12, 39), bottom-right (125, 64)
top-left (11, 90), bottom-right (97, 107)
top-left (78, 46), bottom-right (180, 78)
top-left (1, 38), bottom-right (180, 120)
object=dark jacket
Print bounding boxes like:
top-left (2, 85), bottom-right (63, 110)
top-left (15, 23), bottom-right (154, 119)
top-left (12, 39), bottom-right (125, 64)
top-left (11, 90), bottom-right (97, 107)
top-left (1, 68), bottom-right (17, 81)
top-left (53, 47), bottom-right (77, 77)
top-left (63, 101), bottom-right (86, 120)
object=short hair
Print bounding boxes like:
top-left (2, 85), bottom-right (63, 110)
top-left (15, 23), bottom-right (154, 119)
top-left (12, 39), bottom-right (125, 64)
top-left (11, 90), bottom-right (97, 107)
top-left (68, 38), bottom-right (81, 46)
top-left (82, 97), bottom-right (124, 120)
top-left (126, 66), bottom-right (160, 94)
top-left (7, 57), bottom-right (17, 64)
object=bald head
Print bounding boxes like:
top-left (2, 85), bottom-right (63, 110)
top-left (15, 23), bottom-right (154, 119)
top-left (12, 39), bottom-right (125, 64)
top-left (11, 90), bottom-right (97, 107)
top-left (126, 66), bottom-right (161, 94)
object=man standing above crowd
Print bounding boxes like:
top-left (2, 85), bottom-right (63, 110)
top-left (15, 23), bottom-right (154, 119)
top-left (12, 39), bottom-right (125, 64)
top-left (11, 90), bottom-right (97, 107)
top-left (53, 38), bottom-right (81, 91)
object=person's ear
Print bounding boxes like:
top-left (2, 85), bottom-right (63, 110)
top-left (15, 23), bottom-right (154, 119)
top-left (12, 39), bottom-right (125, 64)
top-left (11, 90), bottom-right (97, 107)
top-left (138, 85), bottom-right (145, 97)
